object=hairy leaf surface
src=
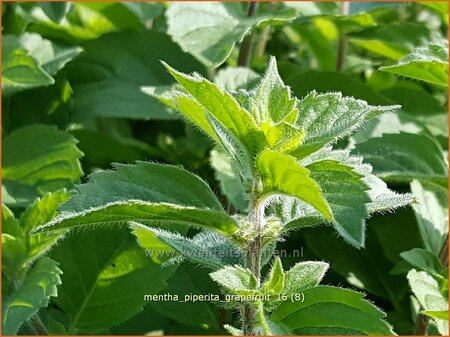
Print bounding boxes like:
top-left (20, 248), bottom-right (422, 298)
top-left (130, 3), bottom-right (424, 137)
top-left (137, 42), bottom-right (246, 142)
top-left (271, 286), bottom-right (395, 335)
top-left (256, 149), bottom-right (332, 220)
top-left (354, 133), bottom-right (448, 186)
top-left (380, 40), bottom-right (448, 87)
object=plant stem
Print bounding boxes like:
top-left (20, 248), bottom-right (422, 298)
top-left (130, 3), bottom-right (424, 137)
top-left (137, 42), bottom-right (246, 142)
top-left (237, 2), bottom-right (259, 66)
top-left (336, 1), bottom-right (349, 72)
top-left (242, 198), bottom-right (264, 335)
top-left (414, 237), bottom-right (449, 335)
top-left (254, 27), bottom-right (271, 58)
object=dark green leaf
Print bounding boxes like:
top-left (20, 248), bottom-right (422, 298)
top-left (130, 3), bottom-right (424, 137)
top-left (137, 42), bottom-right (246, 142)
top-left (354, 133), bottom-right (448, 186)
top-left (66, 31), bottom-right (205, 121)
top-left (49, 228), bottom-right (174, 332)
top-left (271, 286), bottom-right (394, 335)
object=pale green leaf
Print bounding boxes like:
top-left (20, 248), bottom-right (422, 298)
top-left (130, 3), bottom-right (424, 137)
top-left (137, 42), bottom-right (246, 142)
top-left (166, 2), bottom-right (296, 67)
top-left (284, 261), bottom-right (329, 294)
top-left (224, 324), bottom-right (244, 336)
top-left (2, 234), bottom-right (27, 281)
top-left (2, 205), bottom-right (24, 239)
top-left (2, 207), bottom-right (26, 280)
top-left (49, 228), bottom-right (174, 332)
top-left (8, 33), bottom-right (83, 76)
top-left (422, 310), bottom-right (449, 321)
top-left (207, 113), bottom-right (253, 187)
top-left (380, 40), bottom-right (448, 87)
top-left (280, 147), bottom-right (413, 234)
top-left (34, 201), bottom-right (238, 237)
top-left (210, 148), bottom-right (249, 211)
top-left (129, 224), bottom-right (244, 268)
top-left (407, 269), bottom-right (448, 335)
top-left (262, 257), bottom-right (285, 294)
top-left (163, 62), bottom-right (265, 156)
top-left (2, 41), bottom-right (53, 96)
top-left (291, 91), bottom-right (400, 158)
top-left (271, 286), bottom-right (395, 335)
top-left (66, 31), bottom-right (204, 120)
top-left (2, 257), bottom-right (62, 335)
top-left (2, 125), bottom-right (83, 204)
top-left (250, 56), bottom-right (298, 124)
top-left (214, 66), bottom-right (260, 92)
top-left (256, 149), bottom-right (332, 220)
top-left (209, 265), bottom-right (259, 296)
top-left (411, 180), bottom-right (448, 255)
top-left (400, 248), bottom-right (442, 276)
top-left (354, 133), bottom-right (448, 186)
top-left (20, 191), bottom-right (70, 264)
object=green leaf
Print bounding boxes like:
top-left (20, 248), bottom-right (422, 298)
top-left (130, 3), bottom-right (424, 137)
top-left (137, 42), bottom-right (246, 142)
top-left (2, 33), bottom-right (82, 96)
top-left (2, 204), bottom-right (24, 239)
top-left (2, 257), bottom-right (62, 335)
top-left (278, 66), bottom-right (394, 106)
top-left (210, 148), bottom-right (249, 211)
top-left (256, 149), bottom-right (332, 220)
top-left (9, 33), bottom-right (83, 76)
top-left (20, 191), bottom-right (70, 264)
top-left (209, 265), bottom-right (259, 296)
top-left (49, 228), bottom-right (174, 332)
top-left (163, 62), bottom-right (265, 156)
top-left (53, 161), bottom-right (223, 212)
top-left (129, 224), bottom-right (244, 268)
top-left (166, 2), bottom-right (296, 67)
top-left (284, 261), bottom-right (329, 294)
top-left (2, 234), bottom-right (27, 281)
top-left (353, 133), bottom-right (448, 186)
top-left (291, 91), bottom-right (400, 158)
top-left (2, 125), bottom-right (83, 204)
top-left (66, 31), bottom-right (205, 120)
top-left (349, 23), bottom-right (432, 60)
top-left (407, 269), bottom-right (448, 335)
top-left (400, 248), bottom-right (442, 276)
top-left (380, 40), bottom-right (448, 87)
top-left (277, 147), bottom-right (413, 232)
top-left (2, 40), bottom-right (54, 96)
top-left (271, 286), bottom-right (395, 335)
top-left (411, 180), bottom-right (448, 255)
top-left (262, 257), bottom-right (285, 294)
top-left (305, 159), bottom-right (370, 247)
top-left (422, 310), bottom-right (449, 321)
top-left (39, 3), bottom-right (69, 23)
top-left (35, 201), bottom-right (238, 237)
top-left (301, 223), bottom-right (412, 303)
top-left (214, 66), bottom-right (260, 92)
top-left (249, 56), bottom-right (297, 124)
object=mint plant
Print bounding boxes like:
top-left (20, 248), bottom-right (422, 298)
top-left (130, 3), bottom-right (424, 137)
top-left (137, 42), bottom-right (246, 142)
top-left (2, 2), bottom-right (448, 336)
top-left (34, 57), bottom-right (413, 335)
